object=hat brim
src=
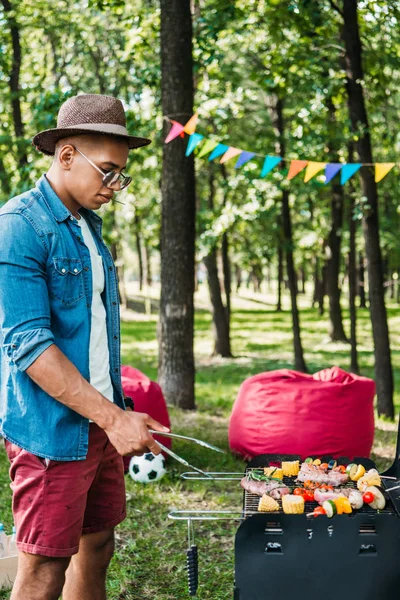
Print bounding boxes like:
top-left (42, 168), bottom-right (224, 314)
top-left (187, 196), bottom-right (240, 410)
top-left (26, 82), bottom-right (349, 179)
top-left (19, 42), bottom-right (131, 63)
top-left (32, 127), bottom-right (151, 156)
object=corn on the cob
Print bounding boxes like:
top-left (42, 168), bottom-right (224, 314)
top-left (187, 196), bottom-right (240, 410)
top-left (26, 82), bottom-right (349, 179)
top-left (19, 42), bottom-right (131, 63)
top-left (264, 467), bottom-right (283, 479)
top-left (282, 494), bottom-right (305, 514)
top-left (258, 494), bottom-right (280, 512)
top-left (281, 460), bottom-right (300, 477)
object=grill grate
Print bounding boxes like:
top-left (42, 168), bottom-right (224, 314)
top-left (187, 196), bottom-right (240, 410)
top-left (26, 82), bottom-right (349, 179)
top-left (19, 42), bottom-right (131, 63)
top-left (243, 466), bottom-right (396, 517)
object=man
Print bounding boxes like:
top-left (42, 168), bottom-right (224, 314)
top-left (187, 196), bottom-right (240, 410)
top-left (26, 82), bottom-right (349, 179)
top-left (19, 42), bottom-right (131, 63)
top-left (0, 94), bottom-right (168, 600)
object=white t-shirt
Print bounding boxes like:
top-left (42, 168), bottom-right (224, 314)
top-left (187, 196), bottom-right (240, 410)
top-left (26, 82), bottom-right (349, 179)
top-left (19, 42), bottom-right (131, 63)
top-left (78, 215), bottom-right (114, 404)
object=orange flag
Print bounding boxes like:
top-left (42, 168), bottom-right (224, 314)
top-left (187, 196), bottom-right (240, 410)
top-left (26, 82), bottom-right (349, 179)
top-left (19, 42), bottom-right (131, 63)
top-left (287, 160), bottom-right (308, 180)
top-left (184, 113), bottom-right (198, 135)
top-left (220, 147), bottom-right (242, 163)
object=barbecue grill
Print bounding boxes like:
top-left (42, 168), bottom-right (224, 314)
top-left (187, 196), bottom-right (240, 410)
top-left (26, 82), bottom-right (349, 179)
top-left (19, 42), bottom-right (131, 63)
top-left (169, 439), bottom-right (400, 600)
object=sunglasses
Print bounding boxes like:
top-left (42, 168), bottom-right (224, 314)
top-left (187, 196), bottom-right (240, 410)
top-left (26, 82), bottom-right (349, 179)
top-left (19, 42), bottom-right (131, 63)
top-left (73, 146), bottom-right (132, 191)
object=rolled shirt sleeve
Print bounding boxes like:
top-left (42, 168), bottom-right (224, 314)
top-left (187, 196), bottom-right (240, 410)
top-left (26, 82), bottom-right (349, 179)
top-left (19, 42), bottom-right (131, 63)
top-left (0, 212), bottom-right (54, 371)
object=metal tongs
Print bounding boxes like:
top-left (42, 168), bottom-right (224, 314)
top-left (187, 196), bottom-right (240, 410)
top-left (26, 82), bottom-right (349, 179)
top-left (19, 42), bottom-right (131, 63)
top-left (148, 429), bottom-right (225, 479)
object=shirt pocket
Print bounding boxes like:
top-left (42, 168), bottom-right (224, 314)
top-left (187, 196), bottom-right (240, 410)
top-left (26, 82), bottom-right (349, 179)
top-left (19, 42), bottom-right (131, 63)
top-left (48, 257), bottom-right (84, 306)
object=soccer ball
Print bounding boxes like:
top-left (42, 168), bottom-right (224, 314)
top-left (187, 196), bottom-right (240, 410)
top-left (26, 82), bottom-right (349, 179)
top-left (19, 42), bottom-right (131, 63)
top-left (128, 452), bottom-right (167, 484)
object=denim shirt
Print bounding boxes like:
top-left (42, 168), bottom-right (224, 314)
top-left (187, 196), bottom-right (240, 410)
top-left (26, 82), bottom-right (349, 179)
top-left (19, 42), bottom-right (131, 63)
top-left (0, 175), bottom-right (124, 460)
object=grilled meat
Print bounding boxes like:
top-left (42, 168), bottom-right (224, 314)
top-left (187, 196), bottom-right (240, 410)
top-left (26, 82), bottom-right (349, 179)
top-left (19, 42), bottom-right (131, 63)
top-left (314, 487), bottom-right (363, 509)
top-left (269, 486), bottom-right (291, 500)
top-left (240, 477), bottom-right (289, 497)
top-left (297, 464), bottom-right (349, 487)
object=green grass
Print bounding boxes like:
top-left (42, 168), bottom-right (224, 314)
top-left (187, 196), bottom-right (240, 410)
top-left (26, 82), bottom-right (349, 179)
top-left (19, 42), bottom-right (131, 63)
top-left (1, 293), bottom-right (399, 598)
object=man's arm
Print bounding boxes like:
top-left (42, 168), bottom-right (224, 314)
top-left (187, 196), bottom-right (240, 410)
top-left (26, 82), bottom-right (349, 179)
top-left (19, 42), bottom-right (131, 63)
top-left (26, 345), bottom-right (168, 456)
top-left (0, 213), bottom-right (167, 456)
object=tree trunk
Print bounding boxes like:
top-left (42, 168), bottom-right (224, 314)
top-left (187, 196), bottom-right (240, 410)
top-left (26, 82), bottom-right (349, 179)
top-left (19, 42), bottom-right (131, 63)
top-left (341, 0), bottom-right (394, 417)
top-left (235, 266), bottom-right (242, 293)
top-left (0, 156), bottom-right (11, 199)
top-left (318, 262), bottom-right (327, 317)
top-left (1, 0), bottom-right (28, 170)
top-left (134, 213), bottom-right (144, 292)
top-left (144, 242), bottom-right (153, 287)
top-left (277, 243), bottom-right (283, 311)
top-left (358, 253), bottom-right (367, 308)
top-left (203, 165), bottom-right (232, 357)
top-left (267, 95), bottom-right (307, 372)
top-left (326, 183), bottom-right (348, 342)
top-left (221, 232), bottom-right (231, 323)
top-left (204, 250), bottom-right (232, 357)
top-left (159, 0), bottom-right (196, 409)
top-left (348, 147), bottom-right (359, 373)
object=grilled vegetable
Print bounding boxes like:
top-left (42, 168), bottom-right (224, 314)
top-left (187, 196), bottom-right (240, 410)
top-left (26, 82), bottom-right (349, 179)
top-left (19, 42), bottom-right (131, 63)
top-left (263, 467), bottom-right (283, 480)
top-left (313, 458), bottom-right (322, 466)
top-left (353, 464), bottom-right (366, 481)
top-left (282, 494), bottom-right (305, 514)
top-left (305, 457), bottom-right (313, 464)
top-left (322, 500), bottom-right (337, 518)
top-left (348, 490), bottom-right (363, 510)
top-left (346, 463), bottom-right (358, 479)
top-left (328, 460), bottom-right (337, 470)
top-left (282, 460), bottom-right (300, 477)
top-left (363, 491), bottom-right (374, 504)
top-left (365, 486), bottom-right (386, 510)
top-left (312, 506), bottom-right (326, 517)
top-left (258, 494), bottom-right (279, 512)
top-left (357, 470), bottom-right (381, 491)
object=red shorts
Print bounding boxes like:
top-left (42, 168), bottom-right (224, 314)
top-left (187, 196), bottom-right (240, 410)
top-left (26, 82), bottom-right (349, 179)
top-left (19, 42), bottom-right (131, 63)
top-left (4, 424), bottom-right (126, 557)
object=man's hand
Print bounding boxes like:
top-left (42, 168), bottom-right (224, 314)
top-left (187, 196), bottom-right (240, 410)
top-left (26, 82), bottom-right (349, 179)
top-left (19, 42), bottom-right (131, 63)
top-left (104, 410), bottom-right (170, 456)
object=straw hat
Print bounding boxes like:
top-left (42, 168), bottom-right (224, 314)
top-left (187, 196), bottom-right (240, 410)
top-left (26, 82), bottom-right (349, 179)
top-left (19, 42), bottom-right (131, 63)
top-left (33, 94), bottom-right (151, 155)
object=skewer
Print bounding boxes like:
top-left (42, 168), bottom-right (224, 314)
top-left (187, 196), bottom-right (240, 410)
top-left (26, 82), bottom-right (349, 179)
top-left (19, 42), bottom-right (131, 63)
top-left (380, 475), bottom-right (397, 480)
top-left (384, 483), bottom-right (400, 492)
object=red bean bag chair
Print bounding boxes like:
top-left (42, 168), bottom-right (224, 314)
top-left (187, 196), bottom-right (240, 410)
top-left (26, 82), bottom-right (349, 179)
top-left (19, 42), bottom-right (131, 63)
top-left (228, 367), bottom-right (375, 460)
top-left (121, 365), bottom-right (171, 471)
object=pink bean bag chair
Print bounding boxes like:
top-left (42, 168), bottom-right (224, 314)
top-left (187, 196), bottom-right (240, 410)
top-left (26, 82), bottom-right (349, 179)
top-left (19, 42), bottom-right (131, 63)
top-left (121, 365), bottom-right (171, 471)
top-left (229, 367), bottom-right (375, 460)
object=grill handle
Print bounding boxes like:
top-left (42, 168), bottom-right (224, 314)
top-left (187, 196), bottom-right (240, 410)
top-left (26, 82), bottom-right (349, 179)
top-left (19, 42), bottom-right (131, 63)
top-left (187, 547), bottom-right (198, 596)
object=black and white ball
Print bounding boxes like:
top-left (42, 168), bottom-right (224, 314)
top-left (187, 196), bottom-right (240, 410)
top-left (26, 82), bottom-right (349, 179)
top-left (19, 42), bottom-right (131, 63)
top-left (128, 452), bottom-right (167, 484)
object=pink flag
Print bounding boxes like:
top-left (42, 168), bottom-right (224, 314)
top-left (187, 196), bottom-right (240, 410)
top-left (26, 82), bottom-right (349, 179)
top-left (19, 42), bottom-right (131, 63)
top-left (220, 147), bottom-right (242, 164)
top-left (165, 121), bottom-right (185, 144)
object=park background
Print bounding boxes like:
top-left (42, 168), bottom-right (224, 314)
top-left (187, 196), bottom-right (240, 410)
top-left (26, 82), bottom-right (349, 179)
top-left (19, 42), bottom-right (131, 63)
top-left (1, 0), bottom-right (400, 598)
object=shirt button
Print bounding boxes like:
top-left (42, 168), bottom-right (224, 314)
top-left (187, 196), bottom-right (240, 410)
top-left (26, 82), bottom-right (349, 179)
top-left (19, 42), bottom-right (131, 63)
top-left (69, 216), bottom-right (74, 221)
top-left (86, 303), bottom-right (90, 308)
top-left (112, 301), bottom-right (117, 305)
top-left (73, 268), bottom-right (78, 273)
top-left (84, 266), bottom-right (89, 272)
top-left (114, 335), bottom-right (118, 340)
top-left (61, 268), bottom-right (66, 273)
top-left (77, 236), bottom-right (81, 242)
top-left (115, 368), bottom-right (118, 373)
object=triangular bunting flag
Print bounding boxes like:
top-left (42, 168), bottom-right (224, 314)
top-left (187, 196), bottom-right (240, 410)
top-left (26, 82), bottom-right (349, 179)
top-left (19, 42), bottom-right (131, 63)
top-left (261, 156), bottom-right (281, 178)
top-left (375, 163), bottom-right (395, 183)
top-left (325, 163), bottom-right (342, 184)
top-left (183, 113), bottom-right (198, 135)
top-left (235, 151), bottom-right (256, 169)
top-left (165, 120), bottom-right (185, 144)
top-left (287, 160), bottom-right (308, 180)
top-left (220, 147), bottom-right (242, 163)
top-left (304, 162), bottom-right (327, 183)
top-left (197, 139), bottom-right (219, 158)
top-left (341, 163), bottom-right (361, 184)
top-left (185, 133), bottom-right (204, 157)
top-left (208, 144), bottom-right (230, 161)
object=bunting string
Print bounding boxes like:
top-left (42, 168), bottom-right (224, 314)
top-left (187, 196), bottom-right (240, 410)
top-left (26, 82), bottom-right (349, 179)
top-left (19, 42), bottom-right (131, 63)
top-left (163, 113), bottom-right (398, 184)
